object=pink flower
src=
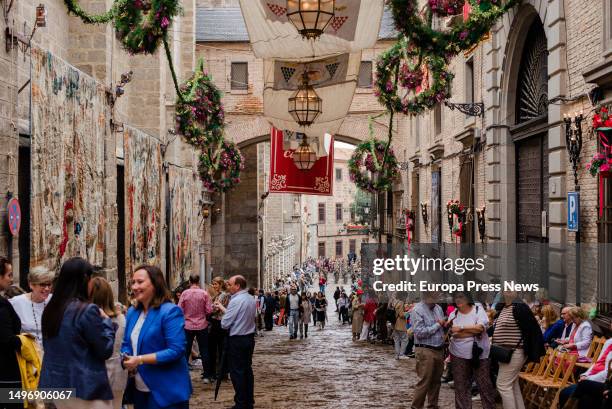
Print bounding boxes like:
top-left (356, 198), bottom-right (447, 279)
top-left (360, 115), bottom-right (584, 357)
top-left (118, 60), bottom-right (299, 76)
top-left (600, 163), bottom-right (610, 172)
top-left (161, 16), bottom-right (170, 28)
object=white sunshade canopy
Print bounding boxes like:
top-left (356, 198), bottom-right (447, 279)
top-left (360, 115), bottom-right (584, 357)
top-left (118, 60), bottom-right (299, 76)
top-left (263, 52), bottom-right (361, 156)
top-left (239, 0), bottom-right (384, 60)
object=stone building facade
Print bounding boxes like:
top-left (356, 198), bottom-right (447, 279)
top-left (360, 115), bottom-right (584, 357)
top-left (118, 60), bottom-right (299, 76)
top-left (396, 0), bottom-right (612, 311)
top-left (0, 0), bottom-right (208, 297)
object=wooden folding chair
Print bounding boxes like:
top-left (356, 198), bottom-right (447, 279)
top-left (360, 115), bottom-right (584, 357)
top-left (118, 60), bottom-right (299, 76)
top-left (530, 352), bottom-right (577, 409)
top-left (521, 349), bottom-right (557, 402)
top-left (574, 336), bottom-right (603, 371)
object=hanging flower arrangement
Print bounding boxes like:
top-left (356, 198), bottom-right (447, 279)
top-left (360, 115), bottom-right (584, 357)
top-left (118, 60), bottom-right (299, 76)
top-left (348, 140), bottom-right (400, 193)
top-left (176, 59), bottom-right (225, 148)
top-left (113, 0), bottom-right (181, 54)
top-left (386, 0), bottom-right (522, 59)
top-left (375, 38), bottom-right (453, 115)
top-left (446, 200), bottom-right (467, 239)
top-left (198, 140), bottom-right (245, 193)
top-left (587, 153), bottom-right (611, 177)
top-left (428, 0), bottom-right (465, 17)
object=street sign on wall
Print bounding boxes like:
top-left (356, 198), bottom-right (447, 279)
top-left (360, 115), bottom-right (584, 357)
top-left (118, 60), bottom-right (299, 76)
top-left (567, 191), bottom-right (580, 232)
top-left (7, 197), bottom-right (21, 236)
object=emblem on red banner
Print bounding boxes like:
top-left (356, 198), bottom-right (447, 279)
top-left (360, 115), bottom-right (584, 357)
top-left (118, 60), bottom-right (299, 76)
top-left (269, 127), bottom-right (334, 195)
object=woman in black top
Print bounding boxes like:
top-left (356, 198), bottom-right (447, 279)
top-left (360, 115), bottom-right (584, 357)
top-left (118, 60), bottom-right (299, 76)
top-left (314, 292), bottom-right (328, 330)
top-left (0, 257), bottom-right (23, 409)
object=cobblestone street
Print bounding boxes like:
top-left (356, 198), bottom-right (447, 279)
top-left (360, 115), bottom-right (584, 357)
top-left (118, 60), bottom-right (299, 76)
top-left (191, 281), bottom-right (483, 409)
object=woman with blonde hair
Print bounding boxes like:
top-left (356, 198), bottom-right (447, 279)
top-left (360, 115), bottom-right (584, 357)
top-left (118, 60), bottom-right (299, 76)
top-left (207, 276), bottom-right (229, 382)
top-left (89, 277), bottom-right (127, 409)
top-left (540, 304), bottom-right (558, 333)
top-left (558, 306), bottom-right (593, 358)
top-left (10, 265), bottom-right (54, 347)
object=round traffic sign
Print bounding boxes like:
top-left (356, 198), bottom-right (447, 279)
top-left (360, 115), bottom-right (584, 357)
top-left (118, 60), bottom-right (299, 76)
top-left (7, 197), bottom-right (21, 236)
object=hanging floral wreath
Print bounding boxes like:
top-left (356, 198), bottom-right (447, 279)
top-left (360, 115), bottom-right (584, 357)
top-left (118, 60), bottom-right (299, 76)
top-left (386, 0), bottom-right (522, 59)
top-left (113, 0), bottom-right (181, 54)
top-left (176, 59), bottom-right (224, 148)
top-left (375, 38), bottom-right (453, 115)
top-left (348, 140), bottom-right (400, 193)
top-left (198, 140), bottom-right (245, 193)
top-left (587, 153), bottom-right (611, 177)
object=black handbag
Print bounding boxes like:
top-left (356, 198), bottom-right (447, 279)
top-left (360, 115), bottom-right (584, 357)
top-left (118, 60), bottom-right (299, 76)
top-left (490, 344), bottom-right (514, 364)
top-left (471, 341), bottom-right (484, 368)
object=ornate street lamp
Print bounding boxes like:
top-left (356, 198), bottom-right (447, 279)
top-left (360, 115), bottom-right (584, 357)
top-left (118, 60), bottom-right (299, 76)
top-left (292, 137), bottom-right (317, 170)
top-left (288, 72), bottom-right (322, 127)
top-left (564, 111), bottom-right (584, 188)
top-left (286, 0), bottom-right (335, 40)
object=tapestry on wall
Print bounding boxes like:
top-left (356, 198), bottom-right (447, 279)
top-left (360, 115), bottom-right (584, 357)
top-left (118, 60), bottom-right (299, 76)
top-left (168, 165), bottom-right (199, 289)
top-left (123, 125), bottom-right (163, 277)
top-left (30, 47), bottom-right (110, 270)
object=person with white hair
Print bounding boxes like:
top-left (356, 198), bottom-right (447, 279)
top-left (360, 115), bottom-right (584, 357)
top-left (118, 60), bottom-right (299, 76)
top-left (10, 265), bottom-right (54, 346)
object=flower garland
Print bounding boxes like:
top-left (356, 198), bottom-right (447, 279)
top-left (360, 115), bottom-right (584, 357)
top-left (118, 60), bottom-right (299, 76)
top-left (348, 140), bottom-right (400, 193)
top-left (428, 0), bottom-right (465, 17)
top-left (113, 0), bottom-right (181, 55)
top-left (587, 153), bottom-right (610, 177)
top-left (375, 38), bottom-right (453, 115)
top-left (198, 140), bottom-right (245, 193)
top-left (63, 0), bottom-right (115, 24)
top-left (176, 59), bottom-right (225, 148)
top-left (446, 200), bottom-right (467, 239)
top-left (386, 0), bottom-right (522, 59)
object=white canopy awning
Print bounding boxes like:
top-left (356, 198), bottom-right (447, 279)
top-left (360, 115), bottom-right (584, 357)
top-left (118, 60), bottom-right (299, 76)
top-left (263, 52), bottom-right (360, 155)
top-left (239, 0), bottom-right (384, 60)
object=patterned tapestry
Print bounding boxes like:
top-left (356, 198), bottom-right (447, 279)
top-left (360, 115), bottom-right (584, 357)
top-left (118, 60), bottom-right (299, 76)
top-left (124, 125), bottom-right (163, 276)
top-left (30, 47), bottom-right (110, 269)
top-left (168, 165), bottom-right (199, 289)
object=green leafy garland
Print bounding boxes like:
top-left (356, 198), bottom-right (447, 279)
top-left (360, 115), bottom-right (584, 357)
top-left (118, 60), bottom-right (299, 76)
top-left (386, 0), bottom-right (522, 59)
top-left (63, 0), bottom-right (115, 24)
top-left (176, 59), bottom-right (225, 148)
top-left (348, 139), bottom-right (400, 193)
top-left (113, 0), bottom-right (181, 55)
top-left (198, 140), bottom-right (245, 193)
top-left (374, 38), bottom-right (453, 115)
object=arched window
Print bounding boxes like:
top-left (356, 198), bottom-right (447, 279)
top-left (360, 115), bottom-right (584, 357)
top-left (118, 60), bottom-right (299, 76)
top-left (515, 20), bottom-right (548, 124)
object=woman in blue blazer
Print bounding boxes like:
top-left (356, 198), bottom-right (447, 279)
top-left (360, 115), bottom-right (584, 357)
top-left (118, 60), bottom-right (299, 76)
top-left (122, 265), bottom-right (191, 409)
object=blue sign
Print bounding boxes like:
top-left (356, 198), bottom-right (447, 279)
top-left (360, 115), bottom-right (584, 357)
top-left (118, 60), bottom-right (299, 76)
top-left (567, 192), bottom-right (580, 232)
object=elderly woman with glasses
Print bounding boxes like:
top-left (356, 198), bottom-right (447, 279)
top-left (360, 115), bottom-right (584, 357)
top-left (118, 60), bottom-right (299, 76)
top-left (9, 265), bottom-right (54, 346)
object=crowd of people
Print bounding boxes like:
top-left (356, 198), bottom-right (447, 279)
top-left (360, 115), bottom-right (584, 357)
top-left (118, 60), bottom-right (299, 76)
top-left (347, 287), bottom-right (612, 409)
top-left (4, 251), bottom-right (612, 409)
top-left (0, 257), bottom-right (259, 409)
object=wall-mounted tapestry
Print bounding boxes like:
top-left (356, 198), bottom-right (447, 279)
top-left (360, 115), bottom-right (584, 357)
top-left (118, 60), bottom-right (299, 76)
top-left (30, 47), bottom-right (110, 270)
top-left (124, 125), bottom-right (163, 276)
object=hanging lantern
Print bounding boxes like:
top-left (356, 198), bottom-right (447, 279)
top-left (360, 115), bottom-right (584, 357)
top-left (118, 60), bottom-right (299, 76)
top-left (36, 4), bottom-right (47, 27)
top-left (288, 72), bottom-right (322, 127)
top-left (292, 136), bottom-right (318, 170)
top-left (286, 0), bottom-right (335, 40)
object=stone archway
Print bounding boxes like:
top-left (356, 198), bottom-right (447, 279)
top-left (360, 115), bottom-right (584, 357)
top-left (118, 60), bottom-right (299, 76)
top-left (211, 113), bottom-right (387, 286)
top-left (211, 113), bottom-right (388, 285)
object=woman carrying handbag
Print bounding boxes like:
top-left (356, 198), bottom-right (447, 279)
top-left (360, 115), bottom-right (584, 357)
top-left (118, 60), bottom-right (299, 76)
top-left (490, 291), bottom-right (545, 409)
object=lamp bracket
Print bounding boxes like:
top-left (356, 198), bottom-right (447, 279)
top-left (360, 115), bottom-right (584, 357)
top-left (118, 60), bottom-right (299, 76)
top-left (444, 101), bottom-right (485, 117)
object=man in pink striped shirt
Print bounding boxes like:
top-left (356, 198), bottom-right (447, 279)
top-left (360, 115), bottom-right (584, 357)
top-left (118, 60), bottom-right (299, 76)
top-left (178, 274), bottom-right (214, 382)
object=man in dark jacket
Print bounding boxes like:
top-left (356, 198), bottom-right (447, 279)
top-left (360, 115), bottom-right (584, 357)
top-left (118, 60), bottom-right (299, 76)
top-left (263, 292), bottom-right (276, 331)
top-left (547, 306), bottom-right (573, 348)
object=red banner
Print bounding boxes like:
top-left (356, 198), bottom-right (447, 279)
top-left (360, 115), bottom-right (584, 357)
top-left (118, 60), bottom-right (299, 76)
top-left (269, 127), bottom-right (334, 195)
